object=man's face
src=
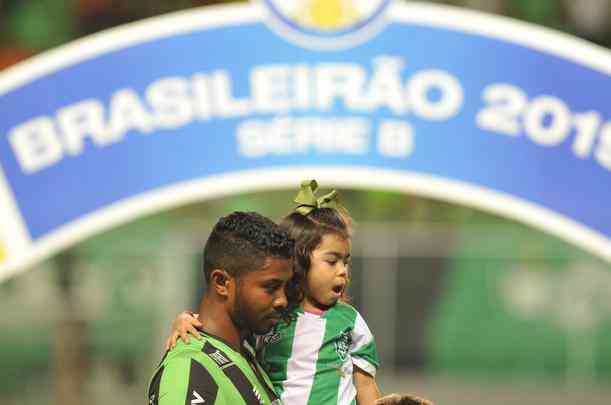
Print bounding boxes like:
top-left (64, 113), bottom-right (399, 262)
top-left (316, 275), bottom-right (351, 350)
top-left (231, 257), bottom-right (293, 335)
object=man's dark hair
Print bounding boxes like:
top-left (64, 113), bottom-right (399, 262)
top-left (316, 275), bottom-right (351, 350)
top-left (203, 211), bottom-right (294, 281)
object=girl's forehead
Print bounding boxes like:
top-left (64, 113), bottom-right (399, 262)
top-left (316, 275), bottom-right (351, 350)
top-left (315, 233), bottom-right (351, 254)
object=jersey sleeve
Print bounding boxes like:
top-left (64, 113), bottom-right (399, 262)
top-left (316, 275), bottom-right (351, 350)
top-left (350, 311), bottom-right (380, 377)
top-left (149, 355), bottom-right (228, 405)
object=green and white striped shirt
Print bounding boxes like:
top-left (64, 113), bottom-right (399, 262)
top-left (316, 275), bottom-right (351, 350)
top-left (259, 302), bottom-right (379, 405)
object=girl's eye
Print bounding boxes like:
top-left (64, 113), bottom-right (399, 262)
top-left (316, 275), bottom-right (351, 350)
top-left (327, 261), bottom-right (337, 266)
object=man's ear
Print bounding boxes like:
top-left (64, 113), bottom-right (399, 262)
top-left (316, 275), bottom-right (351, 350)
top-left (210, 269), bottom-right (232, 296)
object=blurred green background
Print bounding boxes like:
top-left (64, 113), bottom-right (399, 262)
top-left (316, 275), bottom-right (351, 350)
top-left (2, 1), bottom-right (611, 404)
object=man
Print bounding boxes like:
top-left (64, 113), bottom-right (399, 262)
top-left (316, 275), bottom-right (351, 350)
top-left (148, 211), bottom-right (294, 404)
top-left (149, 210), bottom-right (433, 405)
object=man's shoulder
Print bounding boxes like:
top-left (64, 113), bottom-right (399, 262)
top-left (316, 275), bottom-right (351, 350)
top-left (154, 336), bottom-right (238, 391)
top-left (159, 344), bottom-right (208, 374)
top-left (161, 334), bottom-right (233, 369)
top-left (164, 335), bottom-right (205, 359)
top-left (150, 340), bottom-right (228, 405)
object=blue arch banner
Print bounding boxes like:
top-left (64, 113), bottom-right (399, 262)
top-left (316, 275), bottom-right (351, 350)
top-left (1, 1), bottom-right (610, 280)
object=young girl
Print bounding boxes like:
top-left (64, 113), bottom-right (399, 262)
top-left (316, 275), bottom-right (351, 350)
top-left (167, 180), bottom-right (431, 405)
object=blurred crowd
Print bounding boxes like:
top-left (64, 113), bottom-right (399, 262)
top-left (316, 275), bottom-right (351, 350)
top-left (1, 0), bottom-right (611, 71)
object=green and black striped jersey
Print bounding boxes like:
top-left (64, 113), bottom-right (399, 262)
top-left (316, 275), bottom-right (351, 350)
top-left (148, 332), bottom-right (281, 405)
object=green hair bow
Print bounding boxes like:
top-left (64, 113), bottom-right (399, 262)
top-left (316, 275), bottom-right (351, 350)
top-left (294, 180), bottom-right (338, 215)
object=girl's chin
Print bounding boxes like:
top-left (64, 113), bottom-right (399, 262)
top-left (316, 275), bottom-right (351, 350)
top-left (320, 295), bottom-right (340, 307)
top-left (304, 296), bottom-right (337, 312)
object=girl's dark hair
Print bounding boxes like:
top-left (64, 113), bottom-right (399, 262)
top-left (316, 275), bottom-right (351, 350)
top-left (279, 206), bottom-right (353, 314)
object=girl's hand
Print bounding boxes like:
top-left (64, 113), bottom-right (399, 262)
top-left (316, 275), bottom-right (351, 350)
top-left (164, 311), bottom-right (203, 351)
top-left (374, 393), bottom-right (433, 405)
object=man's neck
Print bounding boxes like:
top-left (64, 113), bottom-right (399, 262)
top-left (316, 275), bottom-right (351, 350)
top-left (197, 296), bottom-right (244, 352)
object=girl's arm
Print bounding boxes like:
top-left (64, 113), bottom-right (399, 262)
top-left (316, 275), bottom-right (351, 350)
top-left (353, 365), bottom-right (434, 405)
top-left (164, 311), bottom-right (203, 351)
top-left (354, 365), bottom-right (381, 405)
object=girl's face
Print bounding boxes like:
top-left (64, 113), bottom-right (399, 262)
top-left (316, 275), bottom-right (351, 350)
top-left (303, 233), bottom-right (351, 312)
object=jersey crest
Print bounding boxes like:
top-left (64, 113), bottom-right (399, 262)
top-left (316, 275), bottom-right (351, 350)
top-left (261, 330), bottom-right (282, 345)
top-left (335, 330), bottom-right (352, 361)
